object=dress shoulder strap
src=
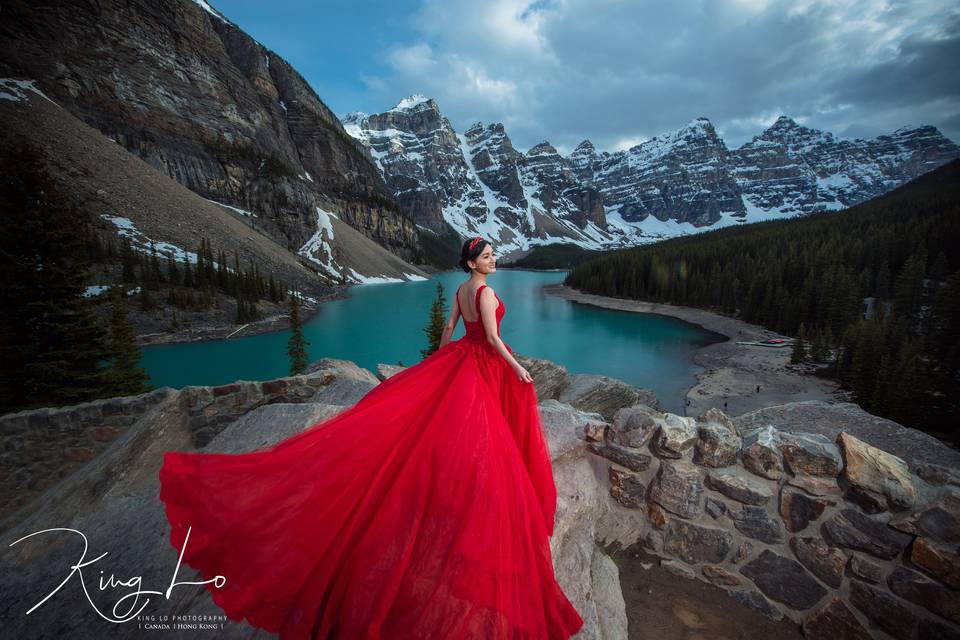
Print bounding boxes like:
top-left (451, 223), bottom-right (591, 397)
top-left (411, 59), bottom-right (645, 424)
top-left (474, 284), bottom-right (487, 313)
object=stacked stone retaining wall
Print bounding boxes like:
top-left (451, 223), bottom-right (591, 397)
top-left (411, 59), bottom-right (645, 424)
top-left (587, 404), bottom-right (960, 639)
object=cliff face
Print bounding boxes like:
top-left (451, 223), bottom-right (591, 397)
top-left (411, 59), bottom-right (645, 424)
top-left (585, 118), bottom-right (744, 226)
top-left (0, 0), bottom-right (420, 264)
top-left (342, 97), bottom-right (472, 236)
top-left (344, 96), bottom-right (614, 256)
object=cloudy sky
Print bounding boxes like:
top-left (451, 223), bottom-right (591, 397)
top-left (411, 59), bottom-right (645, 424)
top-left (222, 0), bottom-right (959, 154)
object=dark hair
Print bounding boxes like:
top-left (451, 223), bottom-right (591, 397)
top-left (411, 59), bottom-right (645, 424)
top-left (458, 237), bottom-right (491, 272)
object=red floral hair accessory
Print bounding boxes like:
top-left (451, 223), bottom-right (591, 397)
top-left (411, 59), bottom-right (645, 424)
top-left (468, 236), bottom-right (484, 251)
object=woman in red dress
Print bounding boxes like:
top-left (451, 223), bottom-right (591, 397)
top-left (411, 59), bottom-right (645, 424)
top-left (158, 236), bottom-right (585, 639)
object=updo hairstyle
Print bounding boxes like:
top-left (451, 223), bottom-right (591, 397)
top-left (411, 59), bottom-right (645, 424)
top-left (458, 237), bottom-right (490, 272)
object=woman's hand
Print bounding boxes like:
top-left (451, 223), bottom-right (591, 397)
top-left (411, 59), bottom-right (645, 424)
top-left (513, 364), bottom-right (533, 384)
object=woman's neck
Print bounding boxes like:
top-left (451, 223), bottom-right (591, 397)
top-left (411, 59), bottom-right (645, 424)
top-left (469, 272), bottom-right (487, 285)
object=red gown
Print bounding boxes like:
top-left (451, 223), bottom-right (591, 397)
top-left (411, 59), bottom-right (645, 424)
top-left (158, 283), bottom-right (585, 639)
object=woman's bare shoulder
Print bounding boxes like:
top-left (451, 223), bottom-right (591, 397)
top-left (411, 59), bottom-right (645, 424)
top-left (478, 285), bottom-right (496, 301)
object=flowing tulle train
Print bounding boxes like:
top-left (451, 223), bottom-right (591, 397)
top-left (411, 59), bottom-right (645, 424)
top-left (159, 285), bottom-right (584, 638)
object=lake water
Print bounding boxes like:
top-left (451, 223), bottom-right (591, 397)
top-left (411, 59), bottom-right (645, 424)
top-left (139, 270), bottom-right (725, 414)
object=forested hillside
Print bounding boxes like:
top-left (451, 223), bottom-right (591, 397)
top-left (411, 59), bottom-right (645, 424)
top-left (566, 160), bottom-right (960, 439)
top-left (502, 243), bottom-right (607, 269)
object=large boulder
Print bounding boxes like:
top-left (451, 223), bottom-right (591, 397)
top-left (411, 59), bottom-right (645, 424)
top-left (735, 400), bottom-right (960, 470)
top-left (515, 354), bottom-right (570, 402)
top-left (837, 432), bottom-right (918, 513)
top-left (558, 373), bottom-right (664, 421)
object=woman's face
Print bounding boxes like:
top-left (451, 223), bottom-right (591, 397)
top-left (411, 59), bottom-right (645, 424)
top-left (471, 245), bottom-right (497, 273)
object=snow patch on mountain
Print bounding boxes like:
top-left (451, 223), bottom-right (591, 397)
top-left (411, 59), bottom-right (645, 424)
top-left (100, 213), bottom-right (228, 269)
top-left (298, 207), bottom-right (341, 279)
top-left (391, 94), bottom-right (432, 112)
top-left (0, 78), bottom-right (59, 107)
top-left (206, 198), bottom-right (258, 217)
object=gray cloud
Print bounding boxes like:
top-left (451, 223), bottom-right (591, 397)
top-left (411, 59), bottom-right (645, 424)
top-left (362, 0), bottom-right (960, 152)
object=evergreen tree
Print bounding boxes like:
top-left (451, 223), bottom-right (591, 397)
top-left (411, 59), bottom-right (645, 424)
top-left (930, 251), bottom-right (950, 280)
top-left (121, 238), bottom-right (137, 283)
top-left (420, 281), bottom-right (447, 359)
top-left (217, 249), bottom-right (228, 290)
top-left (791, 323), bottom-right (808, 364)
top-left (104, 285), bottom-right (153, 395)
top-left (195, 241), bottom-right (207, 290)
top-left (0, 137), bottom-right (114, 411)
top-left (166, 250), bottom-right (180, 286)
top-left (893, 254), bottom-right (925, 320)
top-left (809, 328), bottom-right (826, 362)
top-left (182, 256), bottom-right (194, 288)
top-left (149, 241), bottom-right (163, 288)
top-left (140, 285), bottom-right (157, 311)
top-left (287, 292), bottom-right (310, 375)
top-left (269, 273), bottom-right (279, 303)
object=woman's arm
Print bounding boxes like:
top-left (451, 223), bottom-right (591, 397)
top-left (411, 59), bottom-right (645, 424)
top-left (438, 288), bottom-right (461, 348)
top-left (480, 287), bottom-right (533, 383)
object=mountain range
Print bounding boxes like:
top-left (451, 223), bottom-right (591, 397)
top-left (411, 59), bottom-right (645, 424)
top-left (1, 0), bottom-right (958, 282)
top-left (343, 96), bottom-right (959, 257)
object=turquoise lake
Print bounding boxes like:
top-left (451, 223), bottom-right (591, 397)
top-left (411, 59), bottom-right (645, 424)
top-left (139, 270), bottom-right (725, 414)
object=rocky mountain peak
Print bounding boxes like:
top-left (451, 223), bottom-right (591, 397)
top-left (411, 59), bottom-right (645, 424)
top-left (528, 141), bottom-right (559, 157)
top-left (357, 95), bottom-right (448, 138)
top-left (768, 115), bottom-right (800, 130)
top-left (340, 111), bottom-right (368, 125)
top-left (465, 121), bottom-right (485, 136)
top-left (389, 94), bottom-right (438, 113)
top-left (465, 122), bottom-right (520, 161)
top-left (759, 116), bottom-right (834, 147)
top-left (888, 124), bottom-right (947, 142)
top-left (190, 0), bottom-right (231, 24)
top-left (573, 140), bottom-right (596, 154)
top-left (676, 117), bottom-right (720, 140)
top-left (688, 116), bottom-right (714, 128)
top-left (628, 116), bottom-right (727, 166)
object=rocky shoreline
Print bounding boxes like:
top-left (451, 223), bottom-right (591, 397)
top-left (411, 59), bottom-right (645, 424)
top-left (130, 287), bottom-right (344, 347)
top-left (129, 264), bottom-right (448, 348)
top-left (543, 283), bottom-right (849, 418)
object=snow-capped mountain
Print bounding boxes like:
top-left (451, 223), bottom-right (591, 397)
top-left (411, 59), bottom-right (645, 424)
top-left (577, 117), bottom-right (744, 227)
top-left (343, 98), bottom-right (959, 255)
top-left (730, 116), bottom-right (958, 214)
top-left (343, 96), bottom-right (617, 253)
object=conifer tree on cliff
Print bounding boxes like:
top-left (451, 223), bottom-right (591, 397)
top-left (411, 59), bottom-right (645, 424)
top-left (287, 291), bottom-right (310, 375)
top-left (421, 281), bottom-right (448, 359)
top-left (0, 138), bottom-right (114, 412)
top-left (105, 285), bottom-right (154, 395)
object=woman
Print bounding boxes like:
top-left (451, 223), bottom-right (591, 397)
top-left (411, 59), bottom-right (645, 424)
top-left (159, 236), bottom-right (585, 639)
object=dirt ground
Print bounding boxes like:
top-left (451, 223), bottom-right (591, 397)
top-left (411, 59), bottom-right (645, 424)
top-left (610, 544), bottom-right (804, 640)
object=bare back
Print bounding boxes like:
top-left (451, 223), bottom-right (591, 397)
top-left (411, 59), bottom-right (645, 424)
top-left (456, 282), bottom-right (488, 323)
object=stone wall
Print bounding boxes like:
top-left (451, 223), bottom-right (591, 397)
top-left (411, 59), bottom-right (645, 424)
top-left (586, 403), bottom-right (960, 640)
top-left (0, 388), bottom-right (173, 518)
top-left (0, 359), bottom-right (378, 523)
